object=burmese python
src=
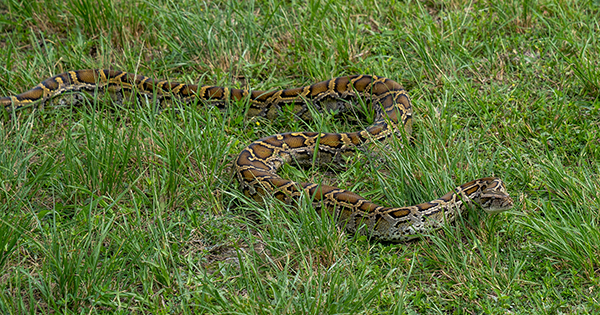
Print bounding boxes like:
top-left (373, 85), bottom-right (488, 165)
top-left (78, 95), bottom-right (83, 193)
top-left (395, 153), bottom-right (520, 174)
top-left (0, 69), bottom-right (514, 241)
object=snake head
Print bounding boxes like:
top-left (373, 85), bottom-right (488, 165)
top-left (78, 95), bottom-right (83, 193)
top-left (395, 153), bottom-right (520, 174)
top-left (479, 178), bottom-right (514, 214)
top-left (480, 191), bottom-right (514, 213)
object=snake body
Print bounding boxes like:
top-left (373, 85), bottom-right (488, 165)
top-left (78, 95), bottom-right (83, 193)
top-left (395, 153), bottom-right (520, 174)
top-left (1, 69), bottom-right (513, 241)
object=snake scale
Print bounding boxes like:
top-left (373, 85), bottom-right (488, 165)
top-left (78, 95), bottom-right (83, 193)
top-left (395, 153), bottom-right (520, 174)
top-left (1, 69), bottom-right (514, 241)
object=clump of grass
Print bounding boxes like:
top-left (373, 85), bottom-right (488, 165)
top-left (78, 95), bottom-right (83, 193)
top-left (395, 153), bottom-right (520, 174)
top-left (1, 0), bottom-right (600, 313)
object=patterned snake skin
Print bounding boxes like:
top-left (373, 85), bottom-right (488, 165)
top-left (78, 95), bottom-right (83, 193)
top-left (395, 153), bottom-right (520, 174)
top-left (1, 69), bottom-right (514, 241)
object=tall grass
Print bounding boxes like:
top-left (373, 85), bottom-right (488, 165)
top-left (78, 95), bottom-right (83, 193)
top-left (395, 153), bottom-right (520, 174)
top-left (0, 0), bottom-right (599, 313)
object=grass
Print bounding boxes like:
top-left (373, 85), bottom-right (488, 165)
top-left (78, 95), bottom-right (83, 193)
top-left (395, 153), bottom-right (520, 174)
top-left (1, 0), bottom-right (599, 313)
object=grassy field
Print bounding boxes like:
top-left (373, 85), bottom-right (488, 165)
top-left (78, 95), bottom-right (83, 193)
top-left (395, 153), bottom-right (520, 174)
top-left (1, 0), bottom-right (599, 313)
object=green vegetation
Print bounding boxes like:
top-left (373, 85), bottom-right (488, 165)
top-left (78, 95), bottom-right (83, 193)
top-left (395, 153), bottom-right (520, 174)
top-left (1, 0), bottom-right (599, 313)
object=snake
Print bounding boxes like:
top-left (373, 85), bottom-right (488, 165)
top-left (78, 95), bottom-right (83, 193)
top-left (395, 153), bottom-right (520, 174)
top-left (0, 69), bottom-right (514, 241)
